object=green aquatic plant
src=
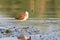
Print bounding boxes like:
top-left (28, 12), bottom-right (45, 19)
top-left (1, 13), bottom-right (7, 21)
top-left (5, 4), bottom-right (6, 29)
top-left (5, 29), bottom-right (12, 34)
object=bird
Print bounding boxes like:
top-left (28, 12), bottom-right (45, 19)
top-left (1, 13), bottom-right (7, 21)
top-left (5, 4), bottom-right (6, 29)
top-left (16, 11), bottom-right (29, 21)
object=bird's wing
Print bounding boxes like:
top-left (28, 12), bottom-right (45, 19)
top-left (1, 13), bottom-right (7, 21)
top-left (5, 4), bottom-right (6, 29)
top-left (16, 13), bottom-right (27, 20)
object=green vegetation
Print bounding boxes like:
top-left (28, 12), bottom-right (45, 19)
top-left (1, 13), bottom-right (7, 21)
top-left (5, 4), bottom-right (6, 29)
top-left (5, 29), bottom-right (12, 34)
top-left (0, 0), bottom-right (30, 17)
top-left (0, 0), bottom-right (60, 19)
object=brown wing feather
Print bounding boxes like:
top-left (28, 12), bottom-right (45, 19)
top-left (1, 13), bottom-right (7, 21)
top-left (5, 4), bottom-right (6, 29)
top-left (16, 13), bottom-right (27, 20)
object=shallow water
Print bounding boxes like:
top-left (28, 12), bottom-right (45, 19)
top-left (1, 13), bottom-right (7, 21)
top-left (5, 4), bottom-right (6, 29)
top-left (0, 19), bottom-right (60, 40)
top-left (0, 19), bottom-right (60, 32)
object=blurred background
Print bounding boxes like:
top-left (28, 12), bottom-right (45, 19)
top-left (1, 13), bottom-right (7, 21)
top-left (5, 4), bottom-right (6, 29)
top-left (0, 0), bottom-right (60, 19)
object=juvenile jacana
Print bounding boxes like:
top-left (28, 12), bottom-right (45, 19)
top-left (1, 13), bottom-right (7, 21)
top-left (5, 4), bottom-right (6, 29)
top-left (16, 11), bottom-right (29, 21)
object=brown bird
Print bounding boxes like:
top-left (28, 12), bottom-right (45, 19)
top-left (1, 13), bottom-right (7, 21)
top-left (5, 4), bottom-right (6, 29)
top-left (16, 11), bottom-right (29, 21)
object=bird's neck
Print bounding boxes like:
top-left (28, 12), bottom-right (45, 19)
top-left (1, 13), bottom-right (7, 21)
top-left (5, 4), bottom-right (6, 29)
top-left (25, 11), bottom-right (29, 15)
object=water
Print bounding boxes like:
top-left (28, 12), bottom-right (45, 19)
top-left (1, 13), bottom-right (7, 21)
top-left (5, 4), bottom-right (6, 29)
top-left (0, 19), bottom-right (60, 40)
